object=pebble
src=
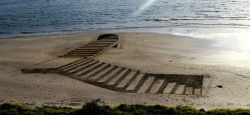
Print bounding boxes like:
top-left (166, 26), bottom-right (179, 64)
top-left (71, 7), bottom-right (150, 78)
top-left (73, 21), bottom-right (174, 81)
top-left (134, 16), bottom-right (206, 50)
top-left (216, 85), bottom-right (223, 88)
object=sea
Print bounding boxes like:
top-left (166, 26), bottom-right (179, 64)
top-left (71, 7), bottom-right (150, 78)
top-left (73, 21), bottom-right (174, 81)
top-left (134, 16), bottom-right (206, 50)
top-left (0, 0), bottom-right (250, 40)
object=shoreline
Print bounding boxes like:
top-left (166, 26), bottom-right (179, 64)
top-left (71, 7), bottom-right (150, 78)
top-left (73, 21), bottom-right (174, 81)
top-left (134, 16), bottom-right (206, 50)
top-left (1, 26), bottom-right (249, 40)
top-left (0, 29), bottom-right (186, 39)
top-left (0, 33), bottom-right (250, 109)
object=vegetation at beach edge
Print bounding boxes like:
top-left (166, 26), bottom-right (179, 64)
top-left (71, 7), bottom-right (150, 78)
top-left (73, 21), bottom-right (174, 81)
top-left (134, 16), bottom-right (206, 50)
top-left (0, 99), bottom-right (250, 115)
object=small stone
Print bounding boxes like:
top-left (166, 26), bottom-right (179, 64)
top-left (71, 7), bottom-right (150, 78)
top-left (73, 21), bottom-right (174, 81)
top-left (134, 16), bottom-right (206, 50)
top-left (217, 85), bottom-right (223, 88)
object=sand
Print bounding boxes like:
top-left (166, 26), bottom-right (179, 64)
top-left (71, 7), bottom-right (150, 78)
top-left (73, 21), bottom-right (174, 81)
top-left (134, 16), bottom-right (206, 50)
top-left (0, 33), bottom-right (250, 110)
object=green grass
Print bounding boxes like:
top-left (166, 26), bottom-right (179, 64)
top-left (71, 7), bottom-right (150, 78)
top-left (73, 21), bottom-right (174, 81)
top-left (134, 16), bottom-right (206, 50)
top-left (0, 99), bottom-right (250, 115)
top-left (0, 103), bottom-right (74, 115)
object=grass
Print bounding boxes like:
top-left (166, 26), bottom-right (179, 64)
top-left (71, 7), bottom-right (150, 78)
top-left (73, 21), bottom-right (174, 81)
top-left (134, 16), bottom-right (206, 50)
top-left (0, 99), bottom-right (250, 115)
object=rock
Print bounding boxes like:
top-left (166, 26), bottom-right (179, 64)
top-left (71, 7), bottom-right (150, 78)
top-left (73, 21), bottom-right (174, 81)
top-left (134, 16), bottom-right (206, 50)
top-left (216, 85), bottom-right (223, 88)
top-left (199, 108), bottom-right (206, 112)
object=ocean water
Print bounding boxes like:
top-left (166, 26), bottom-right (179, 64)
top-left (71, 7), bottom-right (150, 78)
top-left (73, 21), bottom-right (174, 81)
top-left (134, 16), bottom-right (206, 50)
top-left (0, 0), bottom-right (250, 39)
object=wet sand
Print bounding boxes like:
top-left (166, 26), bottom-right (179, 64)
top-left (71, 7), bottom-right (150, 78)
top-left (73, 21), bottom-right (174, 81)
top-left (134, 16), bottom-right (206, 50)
top-left (0, 33), bottom-right (250, 110)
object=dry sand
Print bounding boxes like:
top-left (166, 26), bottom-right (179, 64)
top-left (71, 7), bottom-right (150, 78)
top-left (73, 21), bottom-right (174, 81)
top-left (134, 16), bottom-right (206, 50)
top-left (0, 33), bottom-right (249, 110)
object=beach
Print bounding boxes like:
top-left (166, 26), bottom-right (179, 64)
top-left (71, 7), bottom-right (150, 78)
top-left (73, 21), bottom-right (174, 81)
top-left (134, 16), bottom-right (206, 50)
top-left (0, 33), bottom-right (250, 110)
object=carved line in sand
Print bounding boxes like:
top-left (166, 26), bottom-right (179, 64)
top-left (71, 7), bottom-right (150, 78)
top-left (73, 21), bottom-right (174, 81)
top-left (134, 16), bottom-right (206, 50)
top-left (21, 34), bottom-right (206, 95)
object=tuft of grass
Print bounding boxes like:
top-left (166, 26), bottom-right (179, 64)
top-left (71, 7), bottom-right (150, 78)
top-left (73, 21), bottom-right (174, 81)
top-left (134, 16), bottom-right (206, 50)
top-left (114, 104), bottom-right (204, 115)
top-left (0, 103), bottom-right (36, 115)
top-left (40, 107), bottom-right (75, 115)
top-left (0, 100), bottom-right (250, 115)
top-left (207, 108), bottom-right (250, 115)
top-left (0, 103), bottom-right (74, 115)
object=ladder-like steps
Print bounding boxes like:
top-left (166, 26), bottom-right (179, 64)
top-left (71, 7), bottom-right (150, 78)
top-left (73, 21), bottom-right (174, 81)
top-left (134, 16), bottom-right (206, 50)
top-left (89, 65), bottom-right (115, 82)
top-left (137, 76), bottom-right (155, 93)
top-left (174, 85), bottom-right (185, 94)
top-left (116, 71), bottom-right (137, 89)
top-left (59, 59), bottom-right (94, 72)
top-left (60, 35), bottom-right (118, 58)
top-left (88, 42), bottom-right (113, 44)
top-left (85, 44), bottom-right (112, 46)
top-left (23, 59), bottom-right (204, 95)
top-left (22, 34), bottom-right (204, 95)
top-left (68, 60), bottom-right (99, 74)
top-left (70, 50), bottom-right (100, 53)
top-left (79, 46), bottom-right (108, 48)
top-left (79, 63), bottom-right (110, 80)
top-left (67, 52), bottom-right (99, 54)
top-left (107, 68), bottom-right (130, 86)
top-left (97, 67), bottom-right (123, 83)
top-left (126, 73), bottom-right (145, 91)
top-left (75, 62), bottom-right (104, 76)
top-left (75, 47), bottom-right (104, 50)
top-left (163, 83), bottom-right (176, 94)
top-left (149, 79), bottom-right (165, 94)
top-left (56, 59), bottom-right (87, 70)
